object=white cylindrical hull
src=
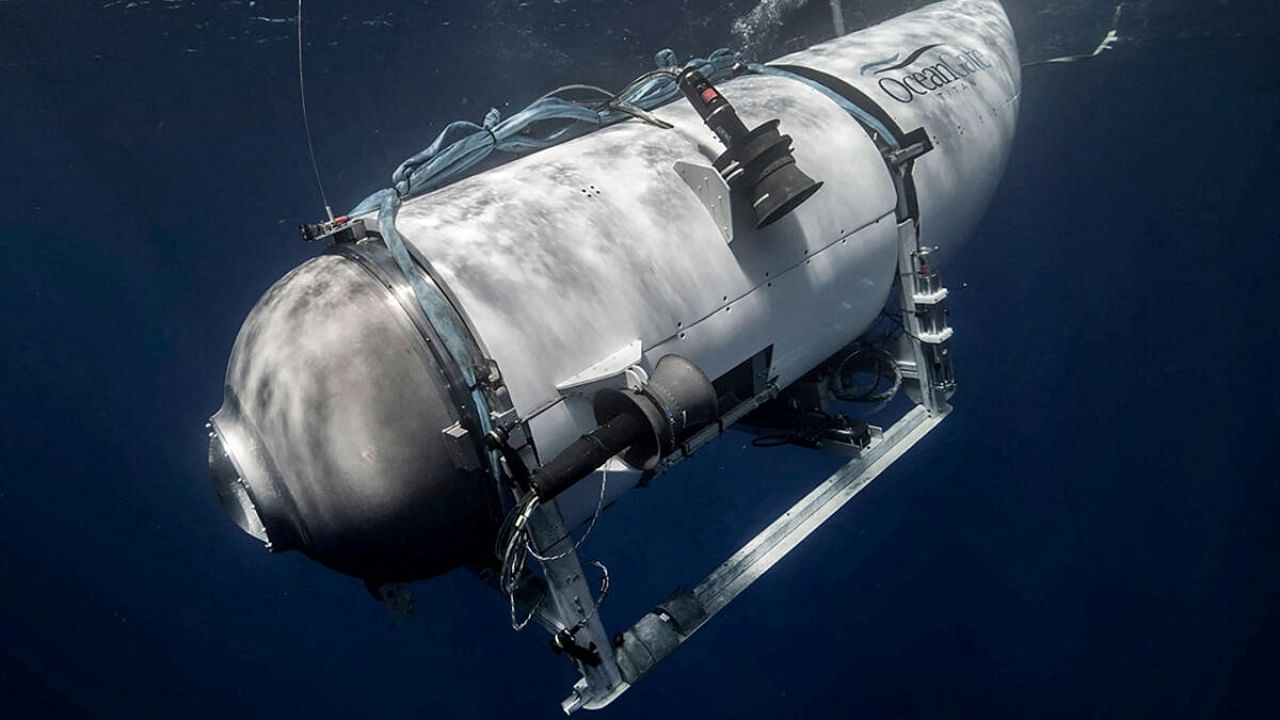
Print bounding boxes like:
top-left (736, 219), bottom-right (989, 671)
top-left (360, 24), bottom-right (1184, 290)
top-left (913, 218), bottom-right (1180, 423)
top-left (390, 0), bottom-right (1020, 519)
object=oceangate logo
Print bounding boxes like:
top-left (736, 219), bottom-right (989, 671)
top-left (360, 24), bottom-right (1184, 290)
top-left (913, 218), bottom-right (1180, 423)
top-left (860, 44), bottom-right (993, 104)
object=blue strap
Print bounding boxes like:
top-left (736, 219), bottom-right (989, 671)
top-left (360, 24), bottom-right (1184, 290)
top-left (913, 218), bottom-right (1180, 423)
top-left (745, 63), bottom-right (901, 150)
top-left (371, 188), bottom-right (495, 441)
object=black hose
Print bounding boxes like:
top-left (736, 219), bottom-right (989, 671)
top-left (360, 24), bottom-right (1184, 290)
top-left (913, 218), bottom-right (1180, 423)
top-left (529, 411), bottom-right (648, 501)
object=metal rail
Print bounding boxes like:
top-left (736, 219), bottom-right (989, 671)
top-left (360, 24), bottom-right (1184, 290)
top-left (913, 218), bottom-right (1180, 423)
top-left (694, 403), bottom-right (945, 615)
top-left (599, 403), bottom-right (947, 706)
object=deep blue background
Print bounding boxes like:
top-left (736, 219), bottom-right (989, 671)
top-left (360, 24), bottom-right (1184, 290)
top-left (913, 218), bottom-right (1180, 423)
top-left (2, 1), bottom-right (1277, 717)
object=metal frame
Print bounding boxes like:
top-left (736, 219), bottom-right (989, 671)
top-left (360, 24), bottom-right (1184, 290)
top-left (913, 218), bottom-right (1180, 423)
top-left (510, 212), bottom-right (956, 713)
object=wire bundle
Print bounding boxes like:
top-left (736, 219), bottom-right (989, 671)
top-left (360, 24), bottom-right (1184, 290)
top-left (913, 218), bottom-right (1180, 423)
top-left (345, 50), bottom-right (738, 409)
top-left (494, 468), bottom-right (610, 631)
top-left (834, 345), bottom-right (902, 405)
top-left (349, 47), bottom-right (737, 217)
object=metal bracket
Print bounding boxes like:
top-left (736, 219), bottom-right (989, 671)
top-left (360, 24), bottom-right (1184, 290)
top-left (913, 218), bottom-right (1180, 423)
top-left (441, 422), bottom-right (482, 472)
top-left (886, 139), bottom-right (931, 168)
top-left (520, 500), bottom-right (626, 713)
top-left (894, 220), bottom-right (954, 413)
top-left (555, 339), bottom-right (646, 397)
top-left (300, 216), bottom-right (371, 244)
top-left (674, 160), bottom-right (734, 244)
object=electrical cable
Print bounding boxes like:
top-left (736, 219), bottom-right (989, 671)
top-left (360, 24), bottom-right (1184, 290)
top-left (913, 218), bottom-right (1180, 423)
top-left (347, 47), bottom-right (737, 219)
top-left (834, 346), bottom-right (901, 404)
top-left (568, 560), bottom-right (610, 633)
top-left (296, 0), bottom-right (333, 221)
top-left (528, 464), bottom-right (609, 562)
top-left (496, 465), bottom-right (611, 631)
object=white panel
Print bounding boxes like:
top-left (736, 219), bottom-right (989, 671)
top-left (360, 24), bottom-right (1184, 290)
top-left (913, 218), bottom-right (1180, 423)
top-left (646, 213), bottom-right (899, 391)
top-left (556, 339), bottom-right (643, 393)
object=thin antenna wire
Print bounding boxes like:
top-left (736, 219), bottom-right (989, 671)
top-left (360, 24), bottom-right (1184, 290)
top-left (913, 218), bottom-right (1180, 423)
top-left (297, 0), bottom-right (334, 221)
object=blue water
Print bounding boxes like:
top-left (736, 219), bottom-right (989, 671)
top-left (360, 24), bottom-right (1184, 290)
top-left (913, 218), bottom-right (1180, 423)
top-left (2, 1), bottom-right (1277, 717)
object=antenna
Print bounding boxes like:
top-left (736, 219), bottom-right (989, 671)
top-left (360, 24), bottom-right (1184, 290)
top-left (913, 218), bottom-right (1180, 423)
top-left (297, 0), bottom-right (334, 221)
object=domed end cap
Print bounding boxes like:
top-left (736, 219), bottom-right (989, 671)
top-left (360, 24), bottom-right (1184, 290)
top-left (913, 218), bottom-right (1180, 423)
top-left (208, 252), bottom-right (498, 583)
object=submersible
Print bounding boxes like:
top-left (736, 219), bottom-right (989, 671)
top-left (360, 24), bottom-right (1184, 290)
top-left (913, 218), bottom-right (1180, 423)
top-left (208, 0), bottom-right (1019, 709)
